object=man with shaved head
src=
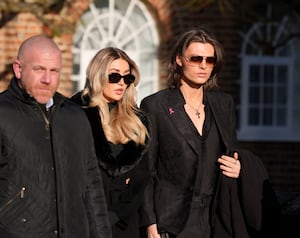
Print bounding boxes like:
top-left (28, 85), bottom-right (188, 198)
top-left (0, 35), bottom-right (112, 238)
top-left (14, 35), bottom-right (62, 105)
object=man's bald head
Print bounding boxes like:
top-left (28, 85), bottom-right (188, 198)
top-left (17, 35), bottom-right (61, 62)
top-left (13, 34), bottom-right (62, 104)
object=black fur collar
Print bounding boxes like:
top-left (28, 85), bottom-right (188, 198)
top-left (84, 107), bottom-right (149, 176)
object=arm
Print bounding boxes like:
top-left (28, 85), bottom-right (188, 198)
top-left (140, 99), bottom-right (160, 237)
top-left (85, 134), bottom-right (112, 238)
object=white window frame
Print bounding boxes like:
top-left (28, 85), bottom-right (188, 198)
top-left (238, 55), bottom-right (294, 140)
top-left (238, 4), bottom-right (300, 141)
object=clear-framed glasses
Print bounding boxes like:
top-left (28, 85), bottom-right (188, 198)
top-left (183, 55), bottom-right (216, 67)
top-left (108, 73), bottom-right (135, 85)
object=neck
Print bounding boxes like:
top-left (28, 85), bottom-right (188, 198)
top-left (180, 84), bottom-right (204, 104)
top-left (108, 102), bottom-right (117, 111)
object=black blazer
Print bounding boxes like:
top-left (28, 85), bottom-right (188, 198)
top-left (140, 88), bottom-right (280, 237)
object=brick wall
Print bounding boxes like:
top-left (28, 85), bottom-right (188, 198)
top-left (0, 0), bottom-right (89, 96)
top-left (0, 13), bottom-right (43, 92)
top-left (240, 142), bottom-right (300, 192)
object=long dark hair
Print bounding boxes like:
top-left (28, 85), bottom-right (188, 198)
top-left (168, 28), bottom-right (224, 89)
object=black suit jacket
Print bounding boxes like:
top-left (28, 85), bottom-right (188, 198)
top-left (140, 88), bottom-right (280, 237)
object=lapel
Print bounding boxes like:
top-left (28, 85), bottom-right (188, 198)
top-left (206, 91), bottom-right (231, 153)
top-left (165, 88), bottom-right (199, 154)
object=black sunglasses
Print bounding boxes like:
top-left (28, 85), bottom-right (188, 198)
top-left (108, 73), bottom-right (135, 85)
top-left (184, 55), bottom-right (216, 67)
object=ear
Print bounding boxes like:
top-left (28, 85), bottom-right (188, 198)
top-left (176, 55), bottom-right (183, 67)
top-left (12, 59), bottom-right (22, 79)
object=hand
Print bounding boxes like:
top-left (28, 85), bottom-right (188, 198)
top-left (218, 152), bottom-right (240, 178)
top-left (147, 224), bottom-right (161, 238)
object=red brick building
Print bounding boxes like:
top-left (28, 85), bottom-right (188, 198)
top-left (0, 0), bottom-right (299, 195)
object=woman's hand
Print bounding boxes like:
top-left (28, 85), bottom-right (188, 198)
top-left (218, 152), bottom-right (240, 178)
top-left (147, 224), bottom-right (161, 238)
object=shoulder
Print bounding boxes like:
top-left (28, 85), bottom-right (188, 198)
top-left (141, 88), bottom-right (170, 103)
top-left (135, 108), bottom-right (150, 129)
top-left (0, 90), bottom-right (12, 106)
top-left (140, 88), bottom-right (173, 109)
top-left (206, 88), bottom-right (233, 99)
top-left (0, 91), bottom-right (17, 118)
top-left (206, 89), bottom-right (234, 106)
top-left (0, 89), bottom-right (8, 98)
top-left (84, 106), bottom-right (99, 116)
top-left (82, 107), bottom-right (101, 126)
top-left (70, 90), bottom-right (90, 106)
top-left (55, 94), bottom-right (89, 120)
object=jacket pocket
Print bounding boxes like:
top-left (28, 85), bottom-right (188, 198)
top-left (0, 186), bottom-right (27, 226)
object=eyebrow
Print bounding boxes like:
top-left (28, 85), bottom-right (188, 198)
top-left (108, 68), bottom-right (130, 73)
top-left (33, 65), bottom-right (61, 71)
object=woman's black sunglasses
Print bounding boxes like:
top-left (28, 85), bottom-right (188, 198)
top-left (108, 73), bottom-right (135, 85)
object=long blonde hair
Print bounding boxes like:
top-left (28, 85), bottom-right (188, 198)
top-left (82, 47), bottom-right (148, 145)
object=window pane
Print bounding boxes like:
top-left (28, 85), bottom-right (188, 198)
top-left (263, 108), bottom-right (273, 125)
top-left (264, 65), bottom-right (274, 83)
top-left (250, 65), bottom-right (260, 83)
top-left (276, 108), bottom-right (287, 126)
top-left (263, 86), bottom-right (273, 104)
top-left (278, 65), bottom-right (288, 83)
top-left (249, 107), bottom-right (259, 125)
top-left (277, 86), bottom-right (287, 104)
top-left (249, 86), bottom-right (260, 103)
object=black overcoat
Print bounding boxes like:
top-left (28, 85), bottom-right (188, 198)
top-left (83, 107), bottom-right (150, 238)
top-left (0, 77), bottom-right (111, 238)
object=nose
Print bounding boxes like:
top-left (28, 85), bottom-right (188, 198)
top-left (41, 71), bottom-right (51, 84)
top-left (199, 60), bottom-right (207, 69)
top-left (199, 60), bottom-right (208, 69)
top-left (117, 78), bottom-right (125, 85)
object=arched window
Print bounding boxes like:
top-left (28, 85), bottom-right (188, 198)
top-left (238, 5), bottom-right (300, 141)
top-left (72, 0), bottom-right (159, 103)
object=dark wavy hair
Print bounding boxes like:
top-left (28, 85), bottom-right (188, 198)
top-left (167, 28), bottom-right (224, 89)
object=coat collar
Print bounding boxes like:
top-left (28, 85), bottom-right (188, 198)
top-left (164, 88), bottom-right (233, 153)
top-left (8, 76), bottom-right (65, 108)
top-left (85, 107), bottom-right (149, 177)
top-left (206, 91), bottom-right (236, 153)
top-left (165, 89), bottom-right (199, 153)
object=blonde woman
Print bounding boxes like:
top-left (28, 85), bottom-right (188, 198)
top-left (72, 47), bottom-right (150, 238)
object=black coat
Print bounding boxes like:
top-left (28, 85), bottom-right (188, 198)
top-left (212, 149), bottom-right (281, 238)
top-left (83, 107), bottom-right (150, 238)
top-left (140, 88), bottom-right (280, 237)
top-left (0, 78), bottom-right (111, 238)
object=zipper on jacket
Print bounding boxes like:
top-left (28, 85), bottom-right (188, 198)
top-left (0, 187), bottom-right (26, 212)
top-left (37, 104), bottom-right (50, 129)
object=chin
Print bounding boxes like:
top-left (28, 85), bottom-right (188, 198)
top-left (34, 91), bottom-right (54, 103)
top-left (35, 96), bottom-right (52, 104)
top-left (113, 96), bottom-right (123, 102)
